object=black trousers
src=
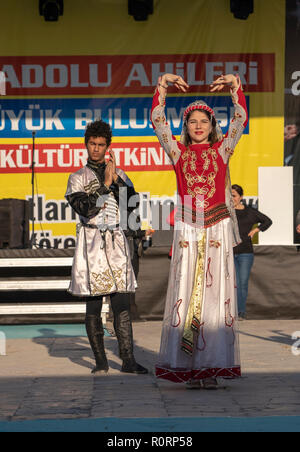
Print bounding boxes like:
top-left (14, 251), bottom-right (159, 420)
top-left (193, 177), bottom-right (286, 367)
top-left (85, 292), bottom-right (134, 361)
top-left (86, 292), bottom-right (131, 317)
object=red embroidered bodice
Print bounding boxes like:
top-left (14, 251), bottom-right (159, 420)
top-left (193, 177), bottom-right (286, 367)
top-left (175, 141), bottom-right (229, 226)
top-left (151, 83), bottom-right (248, 228)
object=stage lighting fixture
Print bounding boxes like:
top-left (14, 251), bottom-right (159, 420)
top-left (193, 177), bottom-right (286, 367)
top-left (230, 0), bottom-right (253, 20)
top-left (39, 0), bottom-right (64, 22)
top-left (128, 0), bottom-right (153, 21)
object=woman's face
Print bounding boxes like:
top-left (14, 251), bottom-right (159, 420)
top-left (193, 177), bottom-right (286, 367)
top-left (187, 110), bottom-right (212, 145)
top-left (232, 189), bottom-right (243, 207)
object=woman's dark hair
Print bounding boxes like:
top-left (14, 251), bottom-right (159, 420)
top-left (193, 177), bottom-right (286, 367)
top-left (232, 184), bottom-right (244, 197)
top-left (185, 109), bottom-right (219, 145)
top-left (84, 119), bottom-right (112, 147)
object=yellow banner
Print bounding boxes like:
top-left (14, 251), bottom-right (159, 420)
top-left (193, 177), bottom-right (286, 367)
top-left (0, 0), bottom-right (285, 247)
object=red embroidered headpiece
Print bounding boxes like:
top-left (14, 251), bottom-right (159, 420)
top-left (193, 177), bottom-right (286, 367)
top-left (183, 103), bottom-right (215, 122)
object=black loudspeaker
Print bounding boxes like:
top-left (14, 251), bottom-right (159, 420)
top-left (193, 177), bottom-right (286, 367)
top-left (0, 199), bottom-right (30, 249)
top-left (128, 0), bottom-right (153, 21)
top-left (230, 0), bottom-right (253, 20)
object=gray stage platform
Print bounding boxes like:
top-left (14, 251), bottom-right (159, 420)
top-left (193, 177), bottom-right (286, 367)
top-left (0, 245), bottom-right (300, 322)
top-left (136, 245), bottom-right (300, 320)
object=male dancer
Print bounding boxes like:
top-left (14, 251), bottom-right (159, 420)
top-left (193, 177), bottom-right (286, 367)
top-left (65, 119), bottom-right (148, 375)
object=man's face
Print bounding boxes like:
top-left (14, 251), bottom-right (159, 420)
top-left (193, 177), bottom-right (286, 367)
top-left (86, 136), bottom-right (108, 164)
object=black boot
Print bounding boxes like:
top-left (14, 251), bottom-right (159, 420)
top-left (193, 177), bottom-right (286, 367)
top-left (121, 358), bottom-right (149, 375)
top-left (113, 308), bottom-right (148, 375)
top-left (85, 314), bottom-right (109, 375)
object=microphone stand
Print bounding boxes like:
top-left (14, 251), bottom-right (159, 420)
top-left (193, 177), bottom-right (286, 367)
top-left (29, 131), bottom-right (36, 248)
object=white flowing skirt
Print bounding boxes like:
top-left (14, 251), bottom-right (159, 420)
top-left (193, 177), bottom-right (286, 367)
top-left (156, 217), bottom-right (241, 383)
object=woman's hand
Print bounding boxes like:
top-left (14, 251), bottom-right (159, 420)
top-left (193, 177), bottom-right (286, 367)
top-left (248, 227), bottom-right (260, 239)
top-left (159, 74), bottom-right (189, 92)
top-left (296, 224), bottom-right (300, 234)
top-left (209, 74), bottom-right (239, 92)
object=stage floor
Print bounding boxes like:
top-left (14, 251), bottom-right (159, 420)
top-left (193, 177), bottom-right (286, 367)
top-left (0, 319), bottom-right (299, 432)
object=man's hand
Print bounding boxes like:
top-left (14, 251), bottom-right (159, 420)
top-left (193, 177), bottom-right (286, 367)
top-left (104, 150), bottom-right (116, 187)
top-left (145, 228), bottom-right (155, 237)
top-left (109, 150), bottom-right (119, 183)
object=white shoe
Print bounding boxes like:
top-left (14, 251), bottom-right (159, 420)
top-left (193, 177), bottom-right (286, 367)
top-left (186, 379), bottom-right (202, 389)
top-left (202, 377), bottom-right (218, 390)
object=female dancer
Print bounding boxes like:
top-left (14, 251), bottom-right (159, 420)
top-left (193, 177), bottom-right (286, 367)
top-left (151, 73), bottom-right (248, 389)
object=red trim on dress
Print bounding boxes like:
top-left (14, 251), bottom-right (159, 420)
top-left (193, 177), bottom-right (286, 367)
top-left (155, 366), bottom-right (241, 383)
top-left (171, 299), bottom-right (182, 328)
top-left (206, 258), bottom-right (213, 288)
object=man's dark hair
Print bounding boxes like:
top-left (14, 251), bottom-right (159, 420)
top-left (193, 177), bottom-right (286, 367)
top-left (84, 119), bottom-right (112, 147)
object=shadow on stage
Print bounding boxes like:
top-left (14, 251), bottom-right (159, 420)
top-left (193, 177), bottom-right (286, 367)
top-left (31, 326), bottom-right (157, 374)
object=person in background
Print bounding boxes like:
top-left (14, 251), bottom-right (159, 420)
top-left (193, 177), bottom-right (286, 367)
top-left (296, 210), bottom-right (300, 234)
top-left (232, 184), bottom-right (272, 319)
top-left (284, 123), bottom-right (300, 243)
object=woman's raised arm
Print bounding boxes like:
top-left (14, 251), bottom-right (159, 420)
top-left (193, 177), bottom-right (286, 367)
top-left (215, 74), bottom-right (248, 163)
top-left (150, 74), bottom-right (189, 166)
